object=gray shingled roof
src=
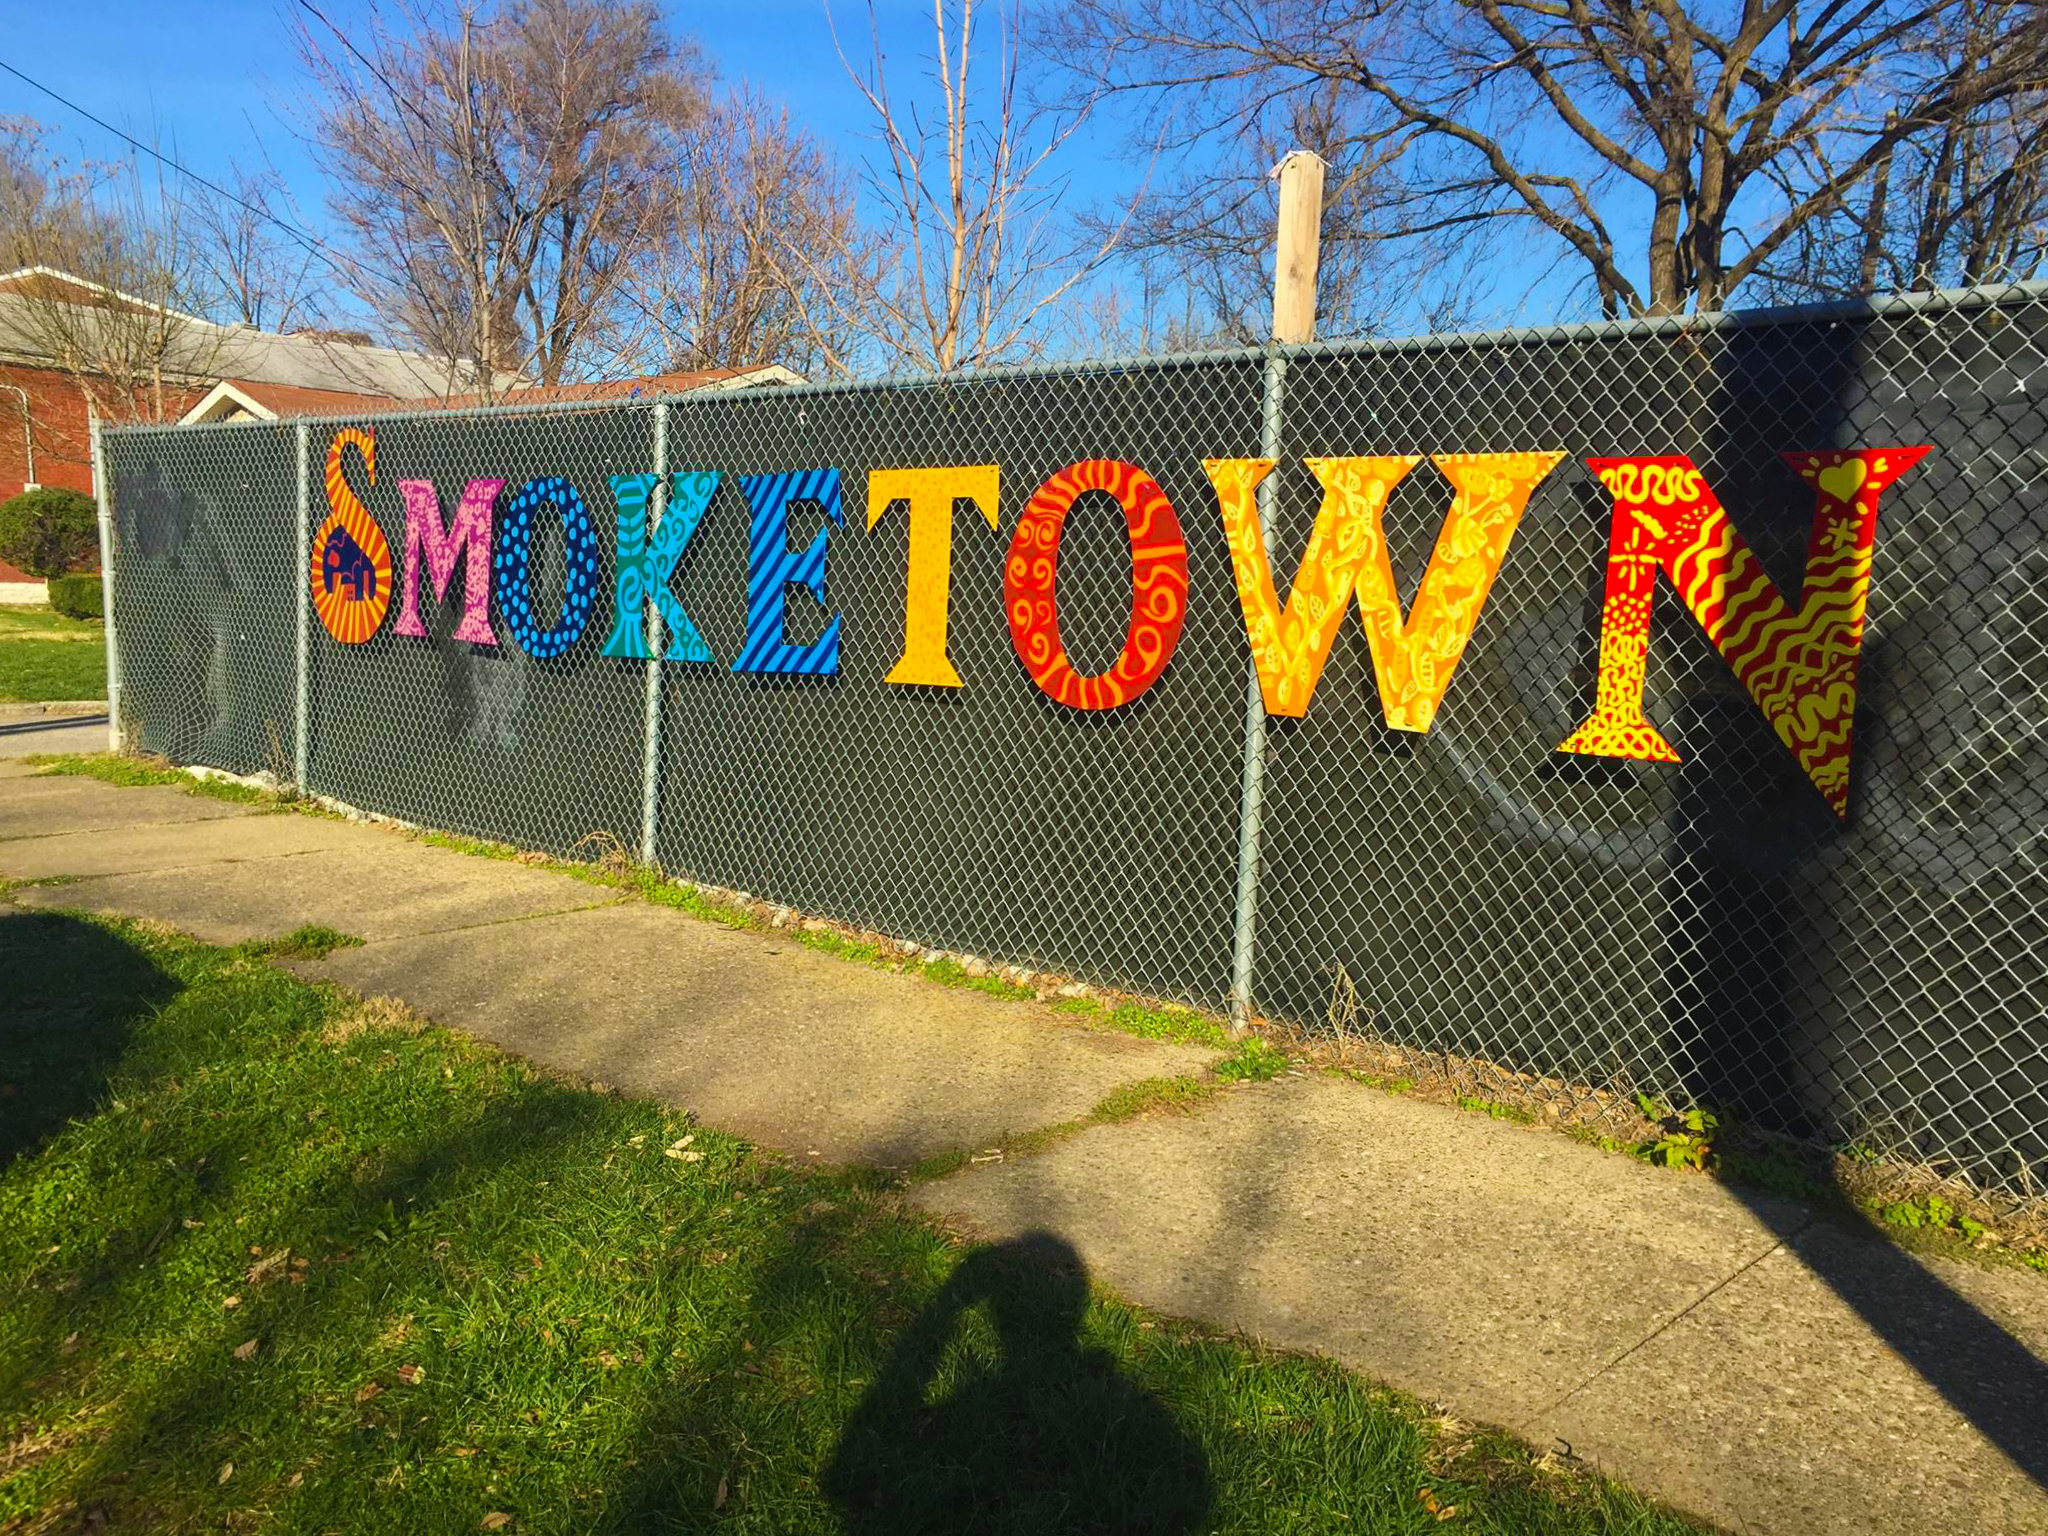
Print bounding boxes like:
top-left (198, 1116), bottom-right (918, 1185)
top-left (0, 283), bottom-right (513, 398)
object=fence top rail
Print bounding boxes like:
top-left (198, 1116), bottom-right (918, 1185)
top-left (101, 277), bottom-right (2048, 443)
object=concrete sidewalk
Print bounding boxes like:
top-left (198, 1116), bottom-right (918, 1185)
top-left (3, 747), bottom-right (2045, 1536)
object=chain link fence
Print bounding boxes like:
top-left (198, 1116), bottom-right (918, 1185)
top-left (99, 283), bottom-right (2047, 1193)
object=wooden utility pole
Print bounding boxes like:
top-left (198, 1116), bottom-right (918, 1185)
top-left (1232, 148), bottom-right (1325, 1035)
top-left (1271, 150), bottom-right (1325, 343)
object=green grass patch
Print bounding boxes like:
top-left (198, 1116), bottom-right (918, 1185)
top-left (795, 927), bottom-right (885, 965)
top-left (1214, 1036), bottom-right (1290, 1083)
top-left (909, 1070), bottom-right (1248, 1186)
top-left (417, 828), bottom-right (524, 862)
top-left (917, 957), bottom-right (1034, 1001)
top-left (0, 634), bottom-right (106, 702)
top-left (24, 751), bottom-right (269, 805)
top-left (1325, 1066), bottom-right (1417, 1095)
top-left (1092, 1074), bottom-right (1220, 1123)
top-left (902, 1146), bottom-right (975, 1183)
top-left (0, 603), bottom-right (106, 704)
top-left (241, 925), bottom-right (366, 962)
top-left (0, 602), bottom-right (101, 637)
top-left (0, 911), bottom-right (1716, 1532)
top-left (1457, 1096), bottom-right (1539, 1126)
top-left (1101, 1000), bottom-right (1231, 1050)
top-left (629, 872), bottom-right (756, 929)
top-left (1715, 1144), bottom-right (1828, 1202)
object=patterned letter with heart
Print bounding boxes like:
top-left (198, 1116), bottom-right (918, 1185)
top-left (1557, 447), bottom-right (1930, 819)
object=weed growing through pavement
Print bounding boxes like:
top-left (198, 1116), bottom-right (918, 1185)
top-left (241, 925), bottom-right (365, 962)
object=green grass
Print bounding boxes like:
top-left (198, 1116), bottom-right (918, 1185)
top-left (416, 828), bottom-right (526, 863)
top-left (1214, 1037), bottom-right (1290, 1083)
top-left (0, 602), bottom-right (106, 702)
top-left (1457, 1096), bottom-right (1539, 1126)
top-left (24, 752), bottom-right (270, 805)
top-left (1324, 1067), bottom-right (1418, 1095)
top-left (907, 1073), bottom-right (1234, 1183)
top-left (0, 632), bottom-right (105, 702)
top-left (0, 910), bottom-right (1708, 1536)
top-left (919, 957), bottom-right (1035, 1002)
top-left (1092, 1074), bottom-right (1222, 1122)
top-left (242, 924), bottom-right (367, 962)
top-left (795, 927), bottom-right (884, 965)
top-left (0, 603), bottom-right (100, 638)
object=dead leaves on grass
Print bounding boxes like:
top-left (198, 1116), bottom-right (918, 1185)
top-left (321, 994), bottom-right (425, 1045)
top-left (1417, 1487), bottom-right (1458, 1521)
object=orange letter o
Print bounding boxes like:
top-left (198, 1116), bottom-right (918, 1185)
top-left (1003, 459), bottom-right (1188, 710)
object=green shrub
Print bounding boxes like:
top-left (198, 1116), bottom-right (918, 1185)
top-left (46, 573), bottom-right (103, 620)
top-left (0, 486), bottom-right (98, 577)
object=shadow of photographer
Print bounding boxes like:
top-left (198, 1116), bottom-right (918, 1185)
top-left (822, 1230), bottom-right (1213, 1535)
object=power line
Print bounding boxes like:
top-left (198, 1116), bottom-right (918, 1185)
top-left (0, 54), bottom-right (358, 281)
top-left (296, 0), bottom-right (415, 120)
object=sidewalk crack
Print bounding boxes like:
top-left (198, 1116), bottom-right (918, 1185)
top-left (1526, 1212), bottom-right (1818, 1426)
top-left (370, 896), bottom-right (634, 943)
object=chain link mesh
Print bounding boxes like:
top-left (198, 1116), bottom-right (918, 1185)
top-left (100, 283), bottom-right (2048, 1193)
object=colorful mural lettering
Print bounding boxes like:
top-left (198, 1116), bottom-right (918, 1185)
top-left (1557, 448), bottom-right (1929, 818)
top-left (867, 465), bottom-right (1001, 688)
top-left (306, 427), bottom-right (1929, 813)
top-left (395, 477), bottom-right (501, 645)
top-left (495, 476), bottom-right (601, 661)
top-left (602, 471), bottom-right (717, 664)
top-left (310, 426), bottom-right (393, 645)
top-left (1005, 459), bottom-right (1188, 711)
top-left (735, 469), bottom-right (844, 676)
top-left (1353, 451), bottom-right (1565, 732)
top-left (1205, 454), bottom-right (1417, 718)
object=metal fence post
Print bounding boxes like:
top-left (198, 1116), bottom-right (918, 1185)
top-left (638, 402), bottom-right (668, 867)
top-left (89, 415), bottom-right (122, 753)
top-left (294, 421), bottom-right (312, 790)
top-left (1228, 347), bottom-right (1288, 1031)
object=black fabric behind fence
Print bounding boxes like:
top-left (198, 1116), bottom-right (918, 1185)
top-left (102, 290), bottom-right (2048, 1190)
top-left (103, 422), bottom-right (298, 775)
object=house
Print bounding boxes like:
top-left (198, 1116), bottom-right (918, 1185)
top-left (0, 266), bottom-right (802, 498)
top-left (0, 267), bottom-right (504, 502)
top-left (179, 364), bottom-right (807, 425)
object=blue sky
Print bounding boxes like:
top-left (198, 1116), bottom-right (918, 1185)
top-left (0, 2), bottom-right (950, 187)
top-left (0, 3), bottom-right (1134, 259)
top-left (0, 1), bottom-right (1582, 339)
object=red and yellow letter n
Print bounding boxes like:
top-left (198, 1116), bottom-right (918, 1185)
top-left (1557, 448), bottom-right (1929, 820)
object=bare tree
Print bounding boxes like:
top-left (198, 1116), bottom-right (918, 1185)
top-left (185, 161), bottom-right (327, 334)
top-left (1050, 0), bottom-right (2048, 318)
top-left (619, 88), bottom-right (879, 379)
top-left (1087, 79), bottom-right (1498, 347)
top-left (296, 0), bottom-right (706, 395)
top-left (1754, 2), bottom-right (2048, 298)
top-left (0, 119), bottom-right (89, 256)
top-left (818, 0), bottom-right (1136, 373)
top-left (0, 124), bottom-right (241, 423)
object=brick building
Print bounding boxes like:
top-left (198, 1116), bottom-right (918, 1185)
top-left (0, 267), bottom-right (799, 593)
top-left (0, 267), bottom-right (499, 502)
